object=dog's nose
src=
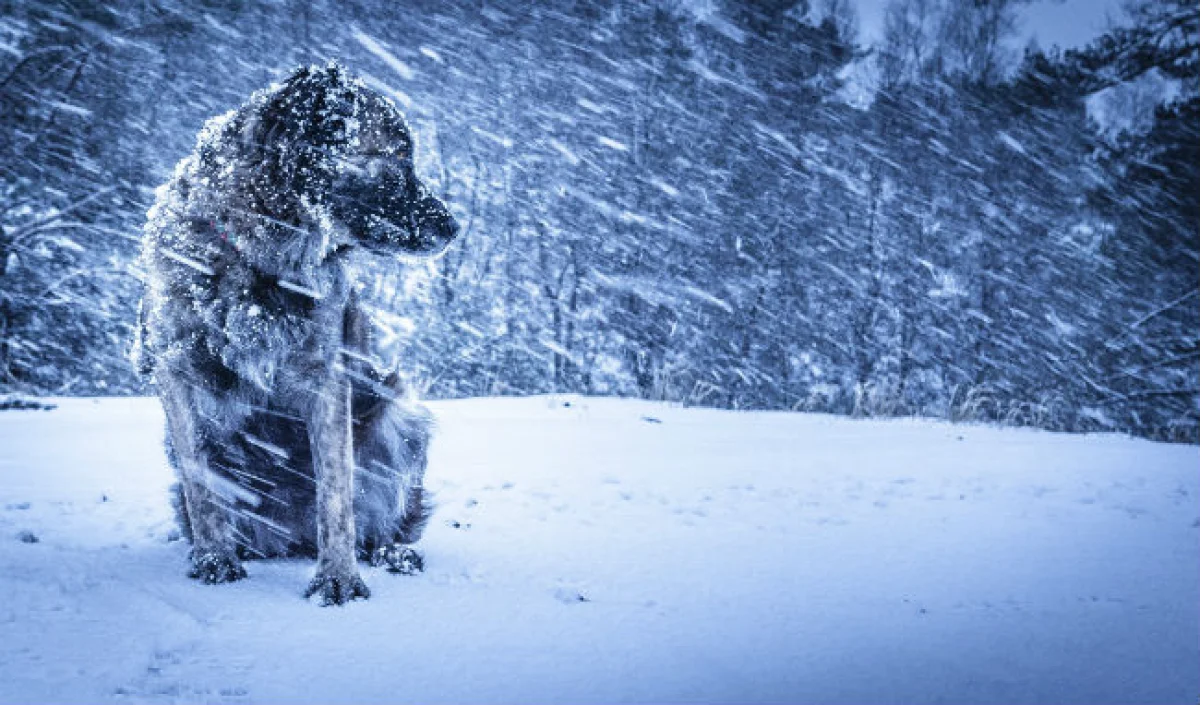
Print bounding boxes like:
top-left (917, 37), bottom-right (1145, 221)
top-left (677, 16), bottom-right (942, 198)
top-left (408, 196), bottom-right (458, 254)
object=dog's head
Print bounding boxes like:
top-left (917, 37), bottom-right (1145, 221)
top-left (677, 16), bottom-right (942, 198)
top-left (222, 62), bottom-right (458, 258)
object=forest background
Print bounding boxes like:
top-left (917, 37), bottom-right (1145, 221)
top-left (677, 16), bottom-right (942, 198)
top-left (1, 0), bottom-right (1195, 441)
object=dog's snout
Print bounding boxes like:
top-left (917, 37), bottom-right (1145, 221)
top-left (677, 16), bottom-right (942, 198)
top-left (406, 194), bottom-right (459, 255)
top-left (330, 154), bottom-right (458, 257)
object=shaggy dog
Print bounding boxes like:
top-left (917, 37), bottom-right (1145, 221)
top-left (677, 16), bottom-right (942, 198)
top-left (135, 63), bottom-right (458, 605)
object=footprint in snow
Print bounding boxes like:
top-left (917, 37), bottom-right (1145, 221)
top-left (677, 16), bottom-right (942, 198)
top-left (552, 586), bottom-right (590, 604)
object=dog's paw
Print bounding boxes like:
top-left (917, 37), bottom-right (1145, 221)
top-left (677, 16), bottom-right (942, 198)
top-left (372, 544), bottom-right (424, 575)
top-left (188, 551), bottom-right (247, 584)
top-left (305, 569), bottom-right (370, 606)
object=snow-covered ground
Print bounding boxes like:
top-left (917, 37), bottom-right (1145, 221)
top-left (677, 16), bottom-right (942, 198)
top-left (0, 396), bottom-right (1196, 704)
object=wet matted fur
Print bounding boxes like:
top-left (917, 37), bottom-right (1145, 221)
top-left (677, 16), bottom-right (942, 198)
top-left (135, 63), bottom-right (458, 604)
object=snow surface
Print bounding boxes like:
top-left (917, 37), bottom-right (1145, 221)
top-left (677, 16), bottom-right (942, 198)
top-left (0, 396), bottom-right (1196, 704)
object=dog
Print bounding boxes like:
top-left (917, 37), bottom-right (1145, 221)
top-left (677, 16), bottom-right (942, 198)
top-left (134, 63), bottom-right (459, 605)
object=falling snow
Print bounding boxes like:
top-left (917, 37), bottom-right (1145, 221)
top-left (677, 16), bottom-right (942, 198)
top-left (0, 1), bottom-right (1197, 702)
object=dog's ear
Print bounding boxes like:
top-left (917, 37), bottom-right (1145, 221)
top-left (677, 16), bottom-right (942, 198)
top-left (240, 66), bottom-right (307, 152)
top-left (237, 64), bottom-right (361, 214)
top-left (253, 66), bottom-right (331, 150)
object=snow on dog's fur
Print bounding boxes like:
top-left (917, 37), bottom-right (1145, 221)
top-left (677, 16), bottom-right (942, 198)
top-left (135, 63), bottom-right (458, 605)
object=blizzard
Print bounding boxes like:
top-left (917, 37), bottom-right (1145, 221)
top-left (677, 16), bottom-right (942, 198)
top-left (1, 396), bottom-right (1196, 704)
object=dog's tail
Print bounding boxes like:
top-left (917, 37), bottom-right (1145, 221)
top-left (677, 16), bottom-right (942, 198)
top-left (352, 371), bottom-right (435, 551)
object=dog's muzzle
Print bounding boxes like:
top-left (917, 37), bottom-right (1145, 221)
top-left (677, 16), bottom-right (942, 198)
top-left (402, 193), bottom-right (459, 255)
top-left (330, 158), bottom-right (459, 257)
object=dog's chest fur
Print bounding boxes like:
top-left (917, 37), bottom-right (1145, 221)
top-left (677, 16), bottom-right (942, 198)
top-left (141, 160), bottom-right (360, 397)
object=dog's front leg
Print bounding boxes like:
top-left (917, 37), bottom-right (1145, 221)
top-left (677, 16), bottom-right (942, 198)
top-left (160, 377), bottom-right (247, 584)
top-left (305, 371), bottom-right (370, 605)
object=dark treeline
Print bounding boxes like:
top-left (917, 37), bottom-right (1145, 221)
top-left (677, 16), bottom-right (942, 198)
top-left (1, 0), bottom-right (1196, 441)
